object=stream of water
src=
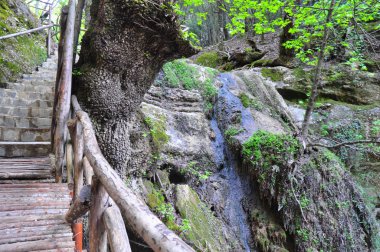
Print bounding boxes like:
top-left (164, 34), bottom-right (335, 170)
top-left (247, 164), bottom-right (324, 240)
top-left (209, 73), bottom-right (258, 251)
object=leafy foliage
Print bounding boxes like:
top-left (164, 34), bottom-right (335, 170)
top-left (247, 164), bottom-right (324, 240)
top-left (177, 0), bottom-right (379, 67)
top-left (242, 130), bottom-right (299, 170)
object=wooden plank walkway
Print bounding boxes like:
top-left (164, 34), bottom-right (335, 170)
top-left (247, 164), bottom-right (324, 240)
top-left (0, 158), bottom-right (74, 252)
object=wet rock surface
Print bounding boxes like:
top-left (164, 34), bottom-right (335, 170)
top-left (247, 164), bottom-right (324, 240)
top-left (127, 60), bottom-right (377, 251)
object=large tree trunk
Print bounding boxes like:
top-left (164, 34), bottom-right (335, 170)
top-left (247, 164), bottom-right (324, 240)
top-left (74, 0), bottom-right (196, 178)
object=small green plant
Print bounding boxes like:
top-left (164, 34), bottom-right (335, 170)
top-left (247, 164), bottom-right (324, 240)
top-left (179, 219), bottom-right (192, 233)
top-left (242, 130), bottom-right (300, 169)
top-left (296, 228), bottom-right (310, 242)
top-left (300, 195), bottom-right (310, 209)
top-left (72, 68), bottom-right (83, 76)
top-left (180, 161), bottom-right (212, 181)
top-left (225, 127), bottom-right (243, 139)
top-left (163, 59), bottom-right (199, 89)
top-left (320, 124), bottom-right (329, 137)
top-left (147, 188), bottom-right (181, 232)
top-left (371, 120), bottom-right (380, 136)
top-left (335, 200), bottom-right (350, 209)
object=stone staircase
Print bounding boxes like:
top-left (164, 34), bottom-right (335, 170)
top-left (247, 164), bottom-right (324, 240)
top-left (0, 53), bottom-right (75, 251)
top-left (0, 53), bottom-right (56, 157)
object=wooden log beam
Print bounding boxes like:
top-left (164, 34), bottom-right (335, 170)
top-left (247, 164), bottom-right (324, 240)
top-left (53, 0), bottom-right (76, 183)
top-left (74, 107), bottom-right (194, 252)
top-left (65, 143), bottom-right (74, 184)
top-left (103, 199), bottom-right (132, 252)
top-left (51, 6), bottom-right (68, 150)
top-left (89, 177), bottom-right (107, 252)
top-left (67, 119), bottom-right (84, 199)
top-left (83, 157), bottom-right (94, 185)
top-left (73, 0), bottom-right (86, 62)
top-left (65, 185), bottom-right (91, 223)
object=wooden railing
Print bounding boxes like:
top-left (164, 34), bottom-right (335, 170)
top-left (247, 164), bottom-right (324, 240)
top-left (51, 0), bottom-right (196, 251)
top-left (63, 96), bottom-right (195, 252)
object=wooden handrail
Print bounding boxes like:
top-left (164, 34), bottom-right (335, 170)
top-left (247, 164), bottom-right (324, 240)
top-left (0, 24), bottom-right (54, 40)
top-left (66, 95), bottom-right (195, 252)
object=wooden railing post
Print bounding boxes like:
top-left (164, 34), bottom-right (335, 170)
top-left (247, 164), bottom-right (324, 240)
top-left (53, 0), bottom-right (76, 183)
top-left (90, 177), bottom-right (108, 252)
top-left (73, 0), bottom-right (86, 62)
top-left (47, 4), bottom-right (52, 57)
top-left (83, 157), bottom-right (94, 185)
top-left (103, 198), bottom-right (132, 252)
top-left (68, 119), bottom-right (84, 199)
top-left (66, 143), bottom-right (74, 184)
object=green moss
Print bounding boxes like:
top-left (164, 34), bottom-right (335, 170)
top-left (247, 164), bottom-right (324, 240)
top-left (175, 185), bottom-right (228, 251)
top-left (195, 51), bottom-right (221, 68)
top-left (144, 115), bottom-right (170, 151)
top-left (251, 59), bottom-right (275, 67)
top-left (220, 61), bottom-right (235, 71)
top-left (162, 60), bottom-right (219, 112)
top-left (327, 72), bottom-right (345, 82)
top-left (239, 93), bottom-right (264, 110)
top-left (250, 208), bottom-right (288, 251)
top-left (261, 68), bottom-right (284, 82)
top-left (144, 180), bottom-right (181, 232)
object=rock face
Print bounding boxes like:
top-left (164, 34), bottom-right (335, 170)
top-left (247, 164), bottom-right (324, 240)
top-left (308, 104), bottom-right (380, 239)
top-left (175, 185), bottom-right (229, 252)
top-left (0, 0), bottom-right (47, 84)
top-left (266, 66), bottom-right (380, 106)
top-left (141, 85), bottom-right (214, 170)
top-left (130, 60), bottom-right (377, 251)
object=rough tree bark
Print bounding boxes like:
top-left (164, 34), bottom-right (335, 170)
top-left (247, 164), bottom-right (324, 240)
top-left (74, 0), bottom-right (196, 178)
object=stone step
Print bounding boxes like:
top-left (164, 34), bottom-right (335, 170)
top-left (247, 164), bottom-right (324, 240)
top-left (0, 98), bottom-right (53, 108)
top-left (0, 89), bottom-right (54, 101)
top-left (0, 107), bottom-right (52, 118)
top-left (22, 75), bottom-right (56, 82)
top-left (5, 83), bottom-right (54, 93)
top-left (0, 115), bottom-right (51, 128)
top-left (0, 127), bottom-right (50, 142)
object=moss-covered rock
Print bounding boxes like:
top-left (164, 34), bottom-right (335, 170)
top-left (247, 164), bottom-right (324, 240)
top-left (175, 184), bottom-right (230, 252)
top-left (195, 51), bottom-right (222, 68)
top-left (242, 138), bottom-right (376, 251)
top-left (250, 208), bottom-right (288, 252)
top-left (0, 0), bottom-right (47, 83)
top-left (261, 68), bottom-right (285, 82)
top-left (272, 65), bottom-right (380, 106)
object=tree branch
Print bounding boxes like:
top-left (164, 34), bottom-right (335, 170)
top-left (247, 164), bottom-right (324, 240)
top-left (309, 139), bottom-right (380, 149)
